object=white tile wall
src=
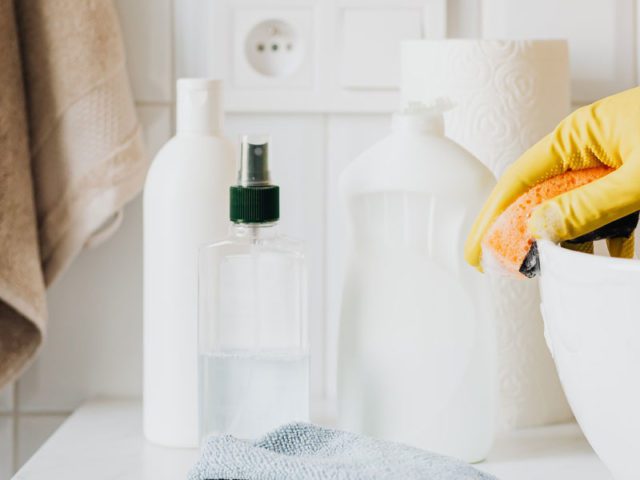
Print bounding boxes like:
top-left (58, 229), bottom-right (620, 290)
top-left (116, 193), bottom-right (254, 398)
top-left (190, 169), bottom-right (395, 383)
top-left (0, 385), bottom-right (12, 413)
top-left (0, 418), bottom-right (13, 479)
top-left (18, 197), bottom-right (144, 412)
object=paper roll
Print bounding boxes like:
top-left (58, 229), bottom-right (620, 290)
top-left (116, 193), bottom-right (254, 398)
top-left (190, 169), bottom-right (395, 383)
top-left (401, 39), bottom-right (573, 429)
top-left (401, 39), bottom-right (570, 176)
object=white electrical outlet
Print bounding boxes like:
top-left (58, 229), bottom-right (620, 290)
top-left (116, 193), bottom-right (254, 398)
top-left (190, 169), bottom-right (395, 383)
top-left (245, 19), bottom-right (304, 77)
top-left (233, 8), bottom-right (314, 88)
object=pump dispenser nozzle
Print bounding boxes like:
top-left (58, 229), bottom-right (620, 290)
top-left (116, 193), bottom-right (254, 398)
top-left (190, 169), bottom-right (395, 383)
top-left (238, 135), bottom-right (271, 186)
top-left (392, 98), bottom-right (454, 134)
top-left (230, 136), bottom-right (280, 224)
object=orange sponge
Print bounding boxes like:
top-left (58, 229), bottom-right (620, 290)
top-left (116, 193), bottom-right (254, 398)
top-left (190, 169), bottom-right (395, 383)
top-left (482, 167), bottom-right (613, 275)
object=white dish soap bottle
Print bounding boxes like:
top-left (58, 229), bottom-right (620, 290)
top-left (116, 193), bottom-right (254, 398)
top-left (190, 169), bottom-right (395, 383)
top-left (198, 136), bottom-right (309, 440)
top-left (143, 79), bottom-right (235, 447)
top-left (338, 102), bottom-right (496, 462)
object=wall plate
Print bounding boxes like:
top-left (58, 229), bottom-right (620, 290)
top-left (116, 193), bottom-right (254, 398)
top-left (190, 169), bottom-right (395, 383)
top-left (177, 0), bottom-right (447, 113)
top-left (233, 8), bottom-right (315, 88)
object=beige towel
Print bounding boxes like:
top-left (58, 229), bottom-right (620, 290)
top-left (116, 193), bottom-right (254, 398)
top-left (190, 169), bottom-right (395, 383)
top-left (0, 0), bottom-right (147, 389)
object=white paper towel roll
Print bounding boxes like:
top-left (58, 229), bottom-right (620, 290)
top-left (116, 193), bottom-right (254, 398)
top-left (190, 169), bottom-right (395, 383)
top-left (401, 39), bottom-right (573, 429)
top-left (401, 39), bottom-right (570, 176)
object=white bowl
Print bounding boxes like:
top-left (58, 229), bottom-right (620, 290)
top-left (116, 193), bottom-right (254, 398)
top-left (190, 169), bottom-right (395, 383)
top-left (538, 239), bottom-right (640, 480)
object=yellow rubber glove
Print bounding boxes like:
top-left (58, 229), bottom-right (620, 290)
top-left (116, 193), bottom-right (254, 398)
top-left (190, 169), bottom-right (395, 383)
top-left (465, 86), bottom-right (640, 269)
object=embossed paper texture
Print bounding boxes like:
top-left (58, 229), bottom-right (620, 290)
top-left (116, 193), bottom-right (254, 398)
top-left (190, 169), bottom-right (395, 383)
top-left (401, 39), bottom-right (573, 429)
top-left (401, 39), bottom-right (570, 177)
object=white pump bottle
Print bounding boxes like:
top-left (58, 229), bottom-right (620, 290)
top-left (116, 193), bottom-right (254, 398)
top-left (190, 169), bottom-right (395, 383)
top-left (338, 102), bottom-right (497, 462)
top-left (143, 79), bottom-right (235, 447)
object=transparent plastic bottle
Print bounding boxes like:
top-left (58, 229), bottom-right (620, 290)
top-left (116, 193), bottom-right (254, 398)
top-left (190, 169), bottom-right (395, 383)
top-left (198, 136), bottom-right (309, 441)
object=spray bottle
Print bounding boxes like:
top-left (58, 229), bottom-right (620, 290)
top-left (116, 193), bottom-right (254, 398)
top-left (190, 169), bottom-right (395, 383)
top-left (198, 135), bottom-right (309, 440)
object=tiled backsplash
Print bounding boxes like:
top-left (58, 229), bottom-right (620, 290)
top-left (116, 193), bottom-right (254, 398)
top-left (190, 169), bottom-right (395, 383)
top-left (2, 0), bottom-right (637, 476)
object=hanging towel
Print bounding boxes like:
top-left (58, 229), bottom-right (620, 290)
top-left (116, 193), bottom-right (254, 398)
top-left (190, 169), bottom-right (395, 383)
top-left (0, 0), bottom-right (147, 389)
top-left (189, 423), bottom-right (497, 480)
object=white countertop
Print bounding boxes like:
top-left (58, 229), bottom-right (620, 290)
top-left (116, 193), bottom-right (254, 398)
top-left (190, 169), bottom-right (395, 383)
top-left (12, 399), bottom-right (613, 479)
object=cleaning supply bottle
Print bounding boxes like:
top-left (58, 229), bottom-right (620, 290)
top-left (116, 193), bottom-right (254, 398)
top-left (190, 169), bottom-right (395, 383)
top-left (198, 135), bottom-right (309, 440)
top-left (337, 102), bottom-right (497, 462)
top-left (143, 79), bottom-right (235, 447)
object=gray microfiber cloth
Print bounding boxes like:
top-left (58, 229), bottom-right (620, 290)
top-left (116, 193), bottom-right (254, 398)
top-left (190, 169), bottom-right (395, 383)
top-left (188, 422), bottom-right (497, 480)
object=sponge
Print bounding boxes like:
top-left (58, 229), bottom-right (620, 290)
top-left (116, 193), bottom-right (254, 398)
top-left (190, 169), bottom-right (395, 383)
top-left (482, 167), bottom-right (612, 276)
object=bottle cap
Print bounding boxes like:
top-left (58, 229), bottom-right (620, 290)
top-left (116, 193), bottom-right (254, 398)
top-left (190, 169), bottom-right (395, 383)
top-left (176, 78), bottom-right (223, 134)
top-left (392, 98), bottom-right (454, 134)
top-left (230, 135), bottom-right (279, 223)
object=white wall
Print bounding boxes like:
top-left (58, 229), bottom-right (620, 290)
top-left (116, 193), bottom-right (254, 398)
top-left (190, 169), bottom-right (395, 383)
top-left (1, 0), bottom-right (637, 477)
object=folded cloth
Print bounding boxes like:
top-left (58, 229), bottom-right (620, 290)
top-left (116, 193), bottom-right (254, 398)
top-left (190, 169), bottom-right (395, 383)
top-left (0, 0), bottom-right (147, 389)
top-left (188, 423), bottom-right (497, 480)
